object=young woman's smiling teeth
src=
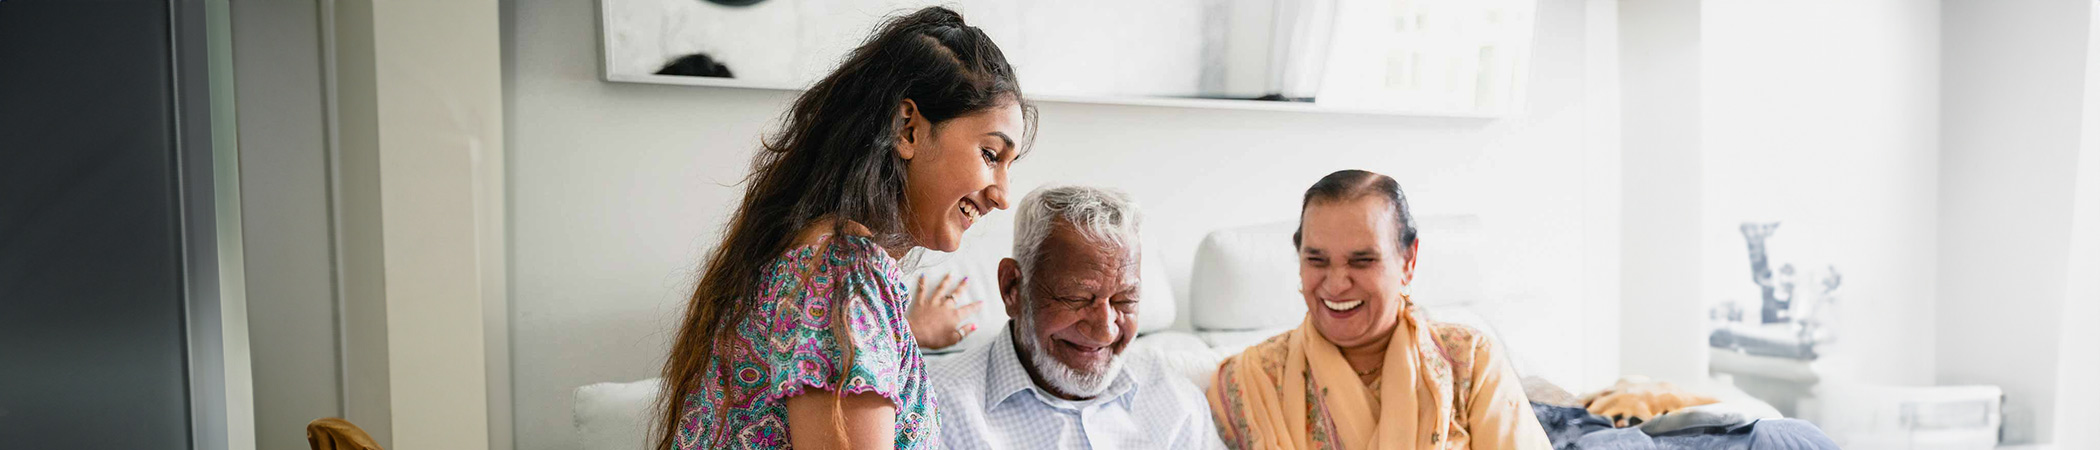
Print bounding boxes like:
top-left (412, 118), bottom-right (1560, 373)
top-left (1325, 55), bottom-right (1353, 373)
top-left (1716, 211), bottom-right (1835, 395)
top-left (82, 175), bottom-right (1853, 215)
top-left (959, 200), bottom-right (982, 222)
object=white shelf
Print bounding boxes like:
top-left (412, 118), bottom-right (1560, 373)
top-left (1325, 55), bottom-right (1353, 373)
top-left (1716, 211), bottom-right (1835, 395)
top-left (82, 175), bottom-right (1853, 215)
top-left (604, 73), bottom-right (1509, 119)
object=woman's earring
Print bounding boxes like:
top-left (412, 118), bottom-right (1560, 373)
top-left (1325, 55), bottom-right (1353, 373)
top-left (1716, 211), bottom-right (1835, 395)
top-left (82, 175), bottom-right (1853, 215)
top-left (1399, 282), bottom-right (1414, 299)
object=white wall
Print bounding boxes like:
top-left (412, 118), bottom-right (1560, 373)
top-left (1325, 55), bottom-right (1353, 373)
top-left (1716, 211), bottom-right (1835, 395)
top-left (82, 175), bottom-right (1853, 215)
top-left (1620, 0), bottom-right (2089, 442)
top-left (334, 0), bottom-right (505, 448)
top-left (1579, 0), bottom-right (1625, 395)
top-left (505, 0), bottom-right (1609, 448)
top-left (1938, 0), bottom-right (2091, 444)
top-left (2055, 19), bottom-right (2100, 441)
top-left (1617, 0), bottom-right (1707, 385)
top-left (1616, 0), bottom-right (1944, 395)
top-left (1699, 0), bottom-right (1941, 387)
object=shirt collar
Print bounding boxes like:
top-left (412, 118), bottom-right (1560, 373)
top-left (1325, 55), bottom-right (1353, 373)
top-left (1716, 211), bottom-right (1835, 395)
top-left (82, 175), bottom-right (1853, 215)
top-left (983, 321), bottom-right (1140, 412)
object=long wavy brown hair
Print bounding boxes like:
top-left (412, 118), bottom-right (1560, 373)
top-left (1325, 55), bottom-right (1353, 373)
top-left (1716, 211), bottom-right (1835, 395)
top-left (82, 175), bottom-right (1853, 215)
top-left (653, 7), bottom-right (1032, 450)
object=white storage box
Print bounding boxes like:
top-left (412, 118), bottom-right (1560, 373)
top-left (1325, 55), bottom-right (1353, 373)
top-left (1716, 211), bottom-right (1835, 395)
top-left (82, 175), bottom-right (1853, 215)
top-left (1810, 384), bottom-right (2002, 450)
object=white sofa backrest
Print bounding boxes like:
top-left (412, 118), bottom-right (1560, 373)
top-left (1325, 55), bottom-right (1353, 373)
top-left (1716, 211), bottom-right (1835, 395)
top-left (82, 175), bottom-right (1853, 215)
top-left (1188, 222), bottom-right (1303, 331)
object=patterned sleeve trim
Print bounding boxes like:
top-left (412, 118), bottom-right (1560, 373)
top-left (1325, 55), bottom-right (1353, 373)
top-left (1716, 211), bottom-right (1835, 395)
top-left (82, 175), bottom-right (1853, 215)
top-left (761, 235), bottom-right (910, 408)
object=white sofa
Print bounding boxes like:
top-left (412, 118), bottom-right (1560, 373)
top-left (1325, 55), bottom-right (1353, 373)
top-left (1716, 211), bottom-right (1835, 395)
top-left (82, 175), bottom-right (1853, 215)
top-left (574, 216), bottom-right (1529, 450)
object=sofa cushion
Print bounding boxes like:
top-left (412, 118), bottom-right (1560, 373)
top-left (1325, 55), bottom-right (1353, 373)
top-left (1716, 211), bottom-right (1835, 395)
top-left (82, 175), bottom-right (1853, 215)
top-left (1195, 327), bottom-right (1295, 355)
top-left (573, 378), bottom-right (659, 450)
top-left (1188, 223), bottom-right (1304, 331)
top-left (1128, 331), bottom-right (1228, 390)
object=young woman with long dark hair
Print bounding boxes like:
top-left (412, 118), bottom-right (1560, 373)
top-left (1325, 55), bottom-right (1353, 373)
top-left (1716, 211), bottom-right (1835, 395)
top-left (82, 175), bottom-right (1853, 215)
top-left (653, 7), bottom-right (1033, 450)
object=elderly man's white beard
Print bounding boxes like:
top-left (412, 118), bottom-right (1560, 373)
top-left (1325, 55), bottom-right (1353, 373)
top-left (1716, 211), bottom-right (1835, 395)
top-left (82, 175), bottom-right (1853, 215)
top-left (1013, 311), bottom-right (1126, 398)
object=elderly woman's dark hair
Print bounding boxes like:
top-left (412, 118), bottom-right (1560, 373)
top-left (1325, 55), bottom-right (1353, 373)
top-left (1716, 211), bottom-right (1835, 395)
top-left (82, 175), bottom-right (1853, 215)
top-left (653, 6), bottom-right (1033, 450)
top-left (1291, 169), bottom-right (1419, 254)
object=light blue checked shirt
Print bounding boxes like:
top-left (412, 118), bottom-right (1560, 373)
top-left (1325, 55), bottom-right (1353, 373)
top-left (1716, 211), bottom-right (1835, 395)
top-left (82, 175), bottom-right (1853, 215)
top-left (929, 323), bottom-right (1227, 450)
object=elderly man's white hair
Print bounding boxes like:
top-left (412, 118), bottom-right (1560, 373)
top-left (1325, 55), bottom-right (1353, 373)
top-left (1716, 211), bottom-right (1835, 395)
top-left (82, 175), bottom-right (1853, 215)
top-left (1008, 185), bottom-right (1142, 397)
top-left (1011, 185), bottom-right (1143, 282)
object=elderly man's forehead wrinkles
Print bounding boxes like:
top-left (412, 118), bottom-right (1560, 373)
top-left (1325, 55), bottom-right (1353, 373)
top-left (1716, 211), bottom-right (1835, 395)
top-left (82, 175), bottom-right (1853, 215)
top-left (1048, 264), bottom-right (1121, 288)
top-left (1045, 276), bottom-right (1104, 293)
top-left (1034, 258), bottom-right (1137, 293)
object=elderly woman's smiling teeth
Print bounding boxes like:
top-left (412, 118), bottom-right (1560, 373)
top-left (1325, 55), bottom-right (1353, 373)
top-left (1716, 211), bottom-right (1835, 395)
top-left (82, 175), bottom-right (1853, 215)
top-left (1322, 299), bottom-right (1364, 311)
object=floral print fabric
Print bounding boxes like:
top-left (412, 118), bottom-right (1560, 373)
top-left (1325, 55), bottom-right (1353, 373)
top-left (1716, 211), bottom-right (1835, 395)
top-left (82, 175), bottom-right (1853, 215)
top-left (675, 234), bottom-right (937, 450)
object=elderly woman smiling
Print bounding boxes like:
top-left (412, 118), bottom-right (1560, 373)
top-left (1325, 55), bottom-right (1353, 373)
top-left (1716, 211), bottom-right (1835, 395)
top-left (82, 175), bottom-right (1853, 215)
top-left (1207, 170), bottom-right (1549, 450)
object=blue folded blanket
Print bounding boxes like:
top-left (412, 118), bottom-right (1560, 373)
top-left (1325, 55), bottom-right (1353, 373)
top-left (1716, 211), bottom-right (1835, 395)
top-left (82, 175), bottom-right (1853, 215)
top-left (1532, 403), bottom-right (1839, 450)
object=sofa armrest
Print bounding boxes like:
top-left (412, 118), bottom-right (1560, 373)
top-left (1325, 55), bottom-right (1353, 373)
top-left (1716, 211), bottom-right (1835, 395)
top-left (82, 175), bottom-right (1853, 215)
top-left (574, 378), bottom-right (660, 450)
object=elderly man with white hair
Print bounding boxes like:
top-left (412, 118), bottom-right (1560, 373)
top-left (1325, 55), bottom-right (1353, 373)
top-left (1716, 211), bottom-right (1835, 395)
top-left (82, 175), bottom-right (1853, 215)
top-left (929, 185), bottom-right (1226, 449)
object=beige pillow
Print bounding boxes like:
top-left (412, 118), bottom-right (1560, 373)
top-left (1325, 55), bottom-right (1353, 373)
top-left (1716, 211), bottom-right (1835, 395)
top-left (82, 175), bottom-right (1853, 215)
top-left (1522, 376), bottom-right (1582, 408)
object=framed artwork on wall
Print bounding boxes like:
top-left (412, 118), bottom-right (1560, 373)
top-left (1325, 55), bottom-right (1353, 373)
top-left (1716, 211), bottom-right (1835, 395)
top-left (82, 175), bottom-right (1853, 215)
top-left (597, 0), bottom-right (1537, 117)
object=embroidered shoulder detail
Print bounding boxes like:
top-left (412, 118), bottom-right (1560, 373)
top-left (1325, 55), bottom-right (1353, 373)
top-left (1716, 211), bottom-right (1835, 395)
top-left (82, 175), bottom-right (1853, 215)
top-left (1424, 320), bottom-right (1488, 429)
top-left (1245, 332), bottom-right (1294, 380)
top-left (1428, 321), bottom-right (1486, 361)
top-left (1436, 323), bottom-right (1491, 375)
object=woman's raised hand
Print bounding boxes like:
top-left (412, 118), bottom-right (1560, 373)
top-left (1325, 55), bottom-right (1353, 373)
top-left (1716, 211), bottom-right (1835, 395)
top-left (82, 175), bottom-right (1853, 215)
top-left (908, 274), bottom-right (983, 349)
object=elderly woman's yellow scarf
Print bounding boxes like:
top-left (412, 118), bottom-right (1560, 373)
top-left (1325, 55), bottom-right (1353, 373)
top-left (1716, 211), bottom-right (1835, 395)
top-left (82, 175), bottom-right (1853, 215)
top-left (1208, 306), bottom-right (1548, 450)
